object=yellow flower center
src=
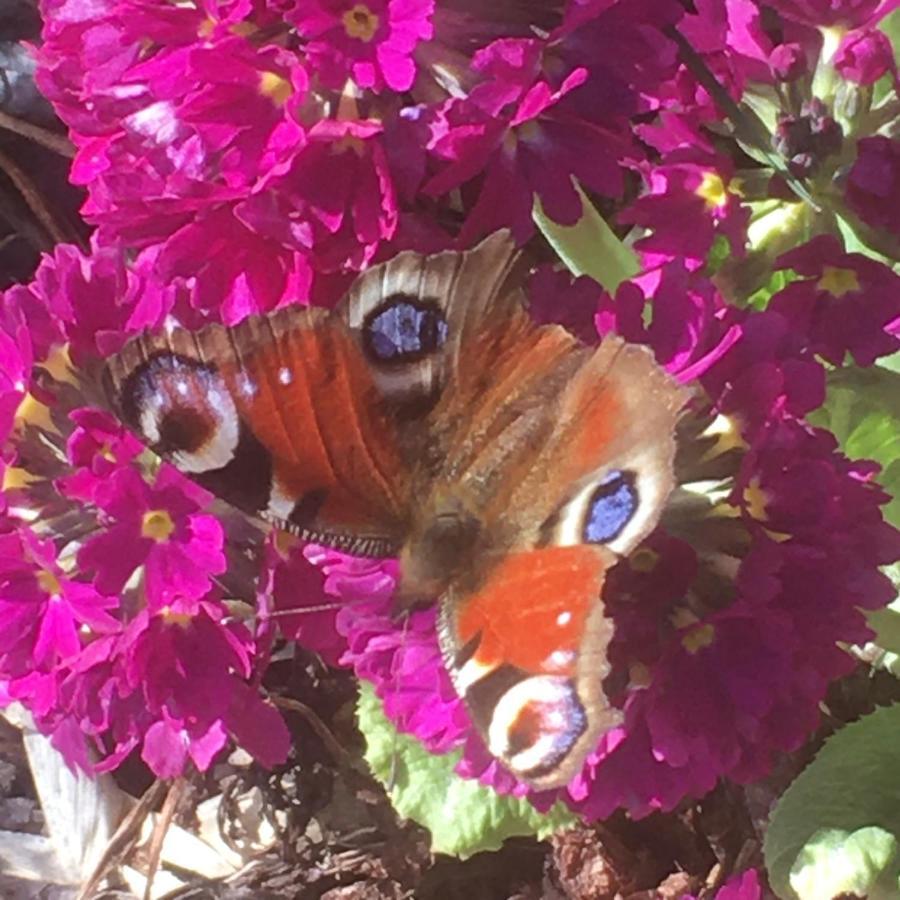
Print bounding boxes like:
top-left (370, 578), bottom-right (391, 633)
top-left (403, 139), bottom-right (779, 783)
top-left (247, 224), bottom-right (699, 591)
top-left (817, 266), bottom-right (859, 297)
top-left (343, 4), bottom-right (379, 42)
top-left (160, 606), bottom-right (193, 628)
top-left (696, 171), bottom-right (742, 209)
top-left (259, 71), bottom-right (292, 107)
top-left (141, 509), bottom-right (175, 542)
top-left (37, 570), bottom-right (61, 597)
top-left (230, 21), bottom-right (257, 38)
top-left (743, 477), bottom-right (769, 522)
top-left (682, 623), bottom-right (716, 654)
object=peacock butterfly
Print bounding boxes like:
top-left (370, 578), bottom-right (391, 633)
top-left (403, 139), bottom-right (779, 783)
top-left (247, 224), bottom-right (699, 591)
top-left (101, 231), bottom-right (688, 789)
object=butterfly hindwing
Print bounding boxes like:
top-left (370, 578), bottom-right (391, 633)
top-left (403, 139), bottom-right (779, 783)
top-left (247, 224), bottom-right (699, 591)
top-left (439, 544), bottom-right (620, 789)
top-left (430, 336), bottom-right (688, 788)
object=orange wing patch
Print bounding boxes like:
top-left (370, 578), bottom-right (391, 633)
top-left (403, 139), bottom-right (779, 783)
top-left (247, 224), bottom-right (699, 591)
top-left (454, 546), bottom-right (609, 676)
top-left (222, 321), bottom-right (409, 531)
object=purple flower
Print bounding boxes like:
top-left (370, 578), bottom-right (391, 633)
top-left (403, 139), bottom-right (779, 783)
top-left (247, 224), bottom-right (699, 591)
top-left (595, 263), bottom-right (741, 383)
top-left (834, 27), bottom-right (897, 85)
top-left (769, 234), bottom-right (900, 366)
top-left (77, 466), bottom-right (226, 612)
top-left (424, 34), bottom-right (640, 241)
top-left (60, 605), bottom-right (290, 777)
top-left (846, 136), bottom-right (900, 241)
top-left (238, 118), bottom-right (399, 272)
top-left (526, 267), bottom-right (604, 345)
top-left (764, 0), bottom-right (889, 27)
top-left (153, 202), bottom-right (314, 324)
top-left (288, 0), bottom-right (434, 92)
top-left (619, 153), bottom-right (750, 270)
top-left (56, 408), bottom-right (144, 502)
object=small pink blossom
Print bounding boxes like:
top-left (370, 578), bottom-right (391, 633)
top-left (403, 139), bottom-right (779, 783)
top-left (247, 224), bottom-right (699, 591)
top-left (78, 466), bottom-right (225, 612)
top-left (288, 0), bottom-right (434, 92)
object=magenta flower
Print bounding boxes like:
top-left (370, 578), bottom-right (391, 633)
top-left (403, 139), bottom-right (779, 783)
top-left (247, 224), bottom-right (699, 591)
top-left (619, 152), bottom-right (750, 270)
top-left (846, 136), bottom-right (900, 241)
top-left (152, 202), bottom-right (314, 324)
top-left (77, 465), bottom-right (226, 612)
top-left (237, 118), bottom-right (399, 272)
top-left (769, 235), bottom-right (900, 366)
top-left (56, 408), bottom-right (144, 503)
top-left (288, 0), bottom-right (434, 92)
top-left (765, 0), bottom-right (887, 27)
top-left (834, 27), bottom-right (897, 85)
top-left (0, 527), bottom-right (118, 680)
top-left (25, 240), bottom-right (165, 361)
top-left (0, 302), bottom-right (32, 448)
top-left (425, 38), bottom-right (627, 240)
top-left (56, 604), bottom-right (290, 777)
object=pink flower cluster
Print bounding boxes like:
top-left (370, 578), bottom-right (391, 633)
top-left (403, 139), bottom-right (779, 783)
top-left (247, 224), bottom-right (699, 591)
top-left (0, 0), bottom-right (898, 828)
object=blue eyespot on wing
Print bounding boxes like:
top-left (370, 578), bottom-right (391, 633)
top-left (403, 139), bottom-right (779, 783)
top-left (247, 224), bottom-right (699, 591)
top-left (583, 470), bottom-right (638, 544)
top-left (364, 298), bottom-right (449, 364)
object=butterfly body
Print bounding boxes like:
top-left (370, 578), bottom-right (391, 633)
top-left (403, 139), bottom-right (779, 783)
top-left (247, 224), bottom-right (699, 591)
top-left (101, 232), bottom-right (688, 789)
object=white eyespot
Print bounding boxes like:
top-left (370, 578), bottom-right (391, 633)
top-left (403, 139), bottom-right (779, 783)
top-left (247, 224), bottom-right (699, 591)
top-left (488, 676), bottom-right (584, 779)
top-left (556, 611), bottom-right (572, 627)
top-left (140, 406), bottom-right (161, 444)
top-left (139, 389), bottom-right (168, 442)
top-left (205, 383), bottom-right (231, 417)
top-left (131, 357), bottom-right (240, 474)
top-left (278, 367), bottom-right (293, 385)
top-left (171, 388), bottom-right (239, 474)
top-left (552, 452), bottom-right (671, 557)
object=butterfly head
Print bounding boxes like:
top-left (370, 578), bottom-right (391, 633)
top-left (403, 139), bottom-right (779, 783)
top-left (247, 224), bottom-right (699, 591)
top-left (394, 493), bottom-right (485, 615)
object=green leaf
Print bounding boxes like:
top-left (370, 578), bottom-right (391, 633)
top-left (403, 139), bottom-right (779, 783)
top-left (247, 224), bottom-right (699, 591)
top-left (877, 351), bottom-right (900, 375)
top-left (880, 8), bottom-right (900, 59)
top-left (790, 827), bottom-right (898, 900)
top-left (867, 605), bottom-right (900, 656)
top-left (808, 367), bottom-right (900, 528)
top-left (744, 267), bottom-right (796, 310)
top-left (533, 181), bottom-right (639, 293)
top-left (867, 566), bottom-right (900, 672)
top-left (357, 682), bottom-right (577, 858)
top-left (764, 704), bottom-right (900, 900)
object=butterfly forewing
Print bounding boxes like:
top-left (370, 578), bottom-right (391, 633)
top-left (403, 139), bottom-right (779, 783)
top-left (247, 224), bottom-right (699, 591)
top-left (102, 232), bottom-right (524, 552)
